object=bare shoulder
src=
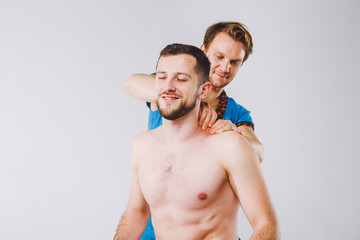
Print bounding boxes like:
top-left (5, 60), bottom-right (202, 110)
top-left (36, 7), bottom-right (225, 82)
top-left (209, 131), bottom-right (253, 152)
top-left (132, 127), bottom-right (162, 148)
top-left (207, 131), bottom-right (259, 167)
top-left (131, 128), bottom-right (161, 161)
top-left (133, 130), bottom-right (155, 146)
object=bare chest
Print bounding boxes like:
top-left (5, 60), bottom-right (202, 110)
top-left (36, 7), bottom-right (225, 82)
top-left (138, 146), bottom-right (227, 210)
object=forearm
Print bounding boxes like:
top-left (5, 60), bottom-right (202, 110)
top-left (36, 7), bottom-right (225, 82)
top-left (238, 126), bottom-right (264, 163)
top-left (124, 73), bottom-right (156, 102)
top-left (114, 208), bottom-right (150, 240)
top-left (250, 221), bottom-right (280, 240)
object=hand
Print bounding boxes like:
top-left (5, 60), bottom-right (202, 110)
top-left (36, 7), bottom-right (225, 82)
top-left (198, 102), bottom-right (218, 130)
top-left (209, 120), bottom-right (240, 134)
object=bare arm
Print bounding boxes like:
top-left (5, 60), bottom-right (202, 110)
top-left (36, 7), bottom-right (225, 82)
top-left (124, 74), bottom-right (156, 103)
top-left (238, 125), bottom-right (264, 163)
top-left (114, 137), bottom-right (151, 240)
top-left (220, 133), bottom-right (279, 239)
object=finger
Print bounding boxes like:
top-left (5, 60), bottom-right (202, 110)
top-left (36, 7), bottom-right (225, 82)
top-left (208, 112), bottom-right (218, 128)
top-left (215, 123), bottom-right (233, 134)
top-left (210, 120), bottom-right (234, 134)
top-left (198, 108), bottom-right (208, 127)
top-left (202, 112), bottom-right (213, 130)
top-left (209, 121), bottom-right (224, 134)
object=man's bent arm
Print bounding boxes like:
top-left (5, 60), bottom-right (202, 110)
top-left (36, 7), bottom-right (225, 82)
top-left (238, 125), bottom-right (264, 163)
top-left (114, 137), bottom-right (151, 240)
top-left (124, 73), bottom-right (156, 103)
top-left (220, 132), bottom-right (279, 239)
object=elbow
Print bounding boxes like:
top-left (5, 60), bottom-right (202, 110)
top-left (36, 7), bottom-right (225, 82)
top-left (124, 75), bottom-right (135, 95)
top-left (270, 217), bottom-right (281, 240)
top-left (264, 221), bottom-right (281, 240)
top-left (253, 217), bottom-right (281, 240)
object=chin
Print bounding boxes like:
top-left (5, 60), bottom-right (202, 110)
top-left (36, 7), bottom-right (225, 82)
top-left (211, 81), bottom-right (228, 89)
top-left (216, 79), bottom-right (234, 88)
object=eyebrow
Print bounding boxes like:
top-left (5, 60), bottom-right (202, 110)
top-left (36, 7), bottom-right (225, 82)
top-left (177, 72), bottom-right (192, 78)
top-left (214, 51), bottom-right (243, 62)
top-left (156, 71), bottom-right (192, 78)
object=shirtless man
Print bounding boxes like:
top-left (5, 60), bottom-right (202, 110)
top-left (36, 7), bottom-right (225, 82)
top-left (114, 44), bottom-right (279, 240)
top-left (125, 22), bottom-right (265, 240)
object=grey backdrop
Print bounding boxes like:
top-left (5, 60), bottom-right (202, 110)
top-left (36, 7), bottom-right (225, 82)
top-left (1, 0), bottom-right (359, 239)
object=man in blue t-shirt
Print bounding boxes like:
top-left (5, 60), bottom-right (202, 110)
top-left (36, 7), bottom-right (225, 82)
top-left (121, 22), bottom-right (264, 240)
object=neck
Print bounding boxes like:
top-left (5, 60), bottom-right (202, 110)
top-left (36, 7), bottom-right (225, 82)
top-left (203, 87), bottom-right (224, 109)
top-left (161, 104), bottom-right (204, 144)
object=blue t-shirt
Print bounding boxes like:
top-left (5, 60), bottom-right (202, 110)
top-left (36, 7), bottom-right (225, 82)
top-left (141, 91), bottom-right (254, 240)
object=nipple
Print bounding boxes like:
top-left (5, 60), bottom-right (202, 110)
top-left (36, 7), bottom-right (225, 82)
top-left (197, 192), bottom-right (208, 200)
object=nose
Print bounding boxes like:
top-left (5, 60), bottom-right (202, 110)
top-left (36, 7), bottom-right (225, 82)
top-left (220, 60), bottom-right (231, 73)
top-left (164, 77), bottom-right (176, 92)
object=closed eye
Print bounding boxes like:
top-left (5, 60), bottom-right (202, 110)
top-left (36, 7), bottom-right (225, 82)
top-left (231, 60), bottom-right (241, 66)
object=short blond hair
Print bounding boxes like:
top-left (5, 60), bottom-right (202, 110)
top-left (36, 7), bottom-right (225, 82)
top-left (203, 21), bottom-right (253, 63)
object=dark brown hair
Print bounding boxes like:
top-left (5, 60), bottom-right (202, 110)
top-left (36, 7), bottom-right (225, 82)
top-left (158, 43), bottom-right (210, 85)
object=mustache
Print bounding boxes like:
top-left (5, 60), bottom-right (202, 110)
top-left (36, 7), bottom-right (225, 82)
top-left (158, 92), bottom-right (182, 98)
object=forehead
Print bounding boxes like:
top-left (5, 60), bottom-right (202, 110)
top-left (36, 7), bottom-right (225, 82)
top-left (156, 54), bottom-right (197, 74)
top-left (207, 32), bottom-right (246, 60)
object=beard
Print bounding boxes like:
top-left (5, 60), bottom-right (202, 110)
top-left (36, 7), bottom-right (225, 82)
top-left (157, 93), bottom-right (198, 120)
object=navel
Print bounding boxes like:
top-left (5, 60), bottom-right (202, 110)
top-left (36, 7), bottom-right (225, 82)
top-left (197, 192), bottom-right (208, 200)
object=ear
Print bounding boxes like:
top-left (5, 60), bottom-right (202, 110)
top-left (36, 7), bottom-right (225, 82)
top-left (198, 82), bottom-right (211, 100)
top-left (200, 44), bottom-right (206, 53)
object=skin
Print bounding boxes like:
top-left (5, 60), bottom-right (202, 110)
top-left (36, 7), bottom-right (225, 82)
top-left (200, 32), bottom-right (245, 102)
top-left (115, 54), bottom-right (279, 239)
top-left (124, 32), bottom-right (264, 163)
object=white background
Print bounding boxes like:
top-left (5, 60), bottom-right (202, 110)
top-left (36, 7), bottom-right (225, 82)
top-left (1, 0), bottom-right (359, 239)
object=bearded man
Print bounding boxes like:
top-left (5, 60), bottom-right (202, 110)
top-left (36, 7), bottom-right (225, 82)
top-left (114, 43), bottom-right (279, 240)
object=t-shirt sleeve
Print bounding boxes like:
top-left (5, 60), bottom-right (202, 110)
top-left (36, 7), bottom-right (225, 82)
top-left (226, 97), bottom-right (255, 131)
top-left (146, 102), bottom-right (163, 130)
